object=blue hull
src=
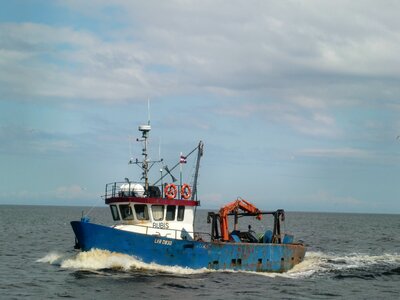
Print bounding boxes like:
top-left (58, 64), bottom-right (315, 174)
top-left (71, 221), bottom-right (305, 272)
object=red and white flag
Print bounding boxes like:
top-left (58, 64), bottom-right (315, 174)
top-left (180, 154), bottom-right (187, 164)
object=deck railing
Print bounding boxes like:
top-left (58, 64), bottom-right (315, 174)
top-left (104, 181), bottom-right (189, 200)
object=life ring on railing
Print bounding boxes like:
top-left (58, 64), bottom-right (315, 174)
top-left (181, 184), bottom-right (192, 200)
top-left (164, 183), bottom-right (177, 199)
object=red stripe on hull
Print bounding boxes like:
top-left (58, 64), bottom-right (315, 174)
top-left (105, 196), bottom-right (199, 206)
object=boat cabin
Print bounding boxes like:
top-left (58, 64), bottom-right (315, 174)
top-left (104, 182), bottom-right (199, 240)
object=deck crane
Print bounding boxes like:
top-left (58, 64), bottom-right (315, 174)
top-left (219, 198), bottom-right (262, 241)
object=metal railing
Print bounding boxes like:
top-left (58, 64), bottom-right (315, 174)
top-left (104, 181), bottom-right (190, 200)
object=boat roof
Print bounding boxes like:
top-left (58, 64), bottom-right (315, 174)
top-left (105, 196), bottom-right (199, 207)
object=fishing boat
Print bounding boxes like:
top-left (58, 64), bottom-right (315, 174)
top-left (71, 121), bottom-right (306, 272)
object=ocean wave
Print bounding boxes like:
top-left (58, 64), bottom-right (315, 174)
top-left (36, 252), bottom-right (66, 264)
top-left (37, 250), bottom-right (400, 279)
top-left (279, 251), bottom-right (400, 279)
top-left (38, 249), bottom-right (210, 275)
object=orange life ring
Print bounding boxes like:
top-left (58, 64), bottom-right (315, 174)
top-left (164, 183), bottom-right (177, 199)
top-left (181, 184), bottom-right (192, 200)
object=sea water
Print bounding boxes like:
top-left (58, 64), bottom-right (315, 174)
top-left (0, 205), bottom-right (399, 299)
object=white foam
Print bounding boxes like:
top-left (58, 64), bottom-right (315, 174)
top-left (327, 253), bottom-right (400, 270)
top-left (285, 251), bottom-right (326, 277)
top-left (244, 251), bottom-right (400, 278)
top-left (287, 251), bottom-right (400, 277)
top-left (36, 252), bottom-right (65, 264)
top-left (59, 249), bottom-right (210, 275)
top-left (243, 251), bottom-right (326, 278)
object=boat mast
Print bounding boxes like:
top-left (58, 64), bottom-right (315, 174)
top-left (191, 141), bottom-right (204, 200)
top-left (138, 123), bottom-right (151, 193)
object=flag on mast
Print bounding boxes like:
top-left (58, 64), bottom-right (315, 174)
top-left (179, 152), bottom-right (186, 189)
top-left (180, 154), bottom-right (187, 164)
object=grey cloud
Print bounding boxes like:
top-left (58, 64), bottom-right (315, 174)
top-left (2, 1), bottom-right (400, 106)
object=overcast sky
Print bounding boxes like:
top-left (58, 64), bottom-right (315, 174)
top-left (1, 0), bottom-right (399, 213)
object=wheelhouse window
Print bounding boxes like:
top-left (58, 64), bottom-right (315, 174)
top-left (152, 205), bottom-right (164, 221)
top-left (110, 205), bottom-right (120, 221)
top-left (134, 204), bottom-right (149, 220)
top-left (166, 205), bottom-right (176, 221)
top-left (177, 206), bottom-right (185, 221)
top-left (119, 204), bottom-right (134, 220)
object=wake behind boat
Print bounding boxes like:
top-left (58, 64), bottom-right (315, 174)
top-left (71, 120), bottom-right (306, 272)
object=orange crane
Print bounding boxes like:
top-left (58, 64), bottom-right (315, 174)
top-left (219, 198), bottom-right (262, 241)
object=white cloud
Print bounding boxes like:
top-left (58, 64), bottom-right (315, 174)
top-left (216, 100), bottom-right (339, 137)
top-left (0, 23), bottom-right (163, 102)
top-left (299, 147), bottom-right (371, 159)
top-left (0, 184), bottom-right (95, 202)
top-left (312, 113), bottom-right (335, 126)
top-left (290, 97), bottom-right (327, 110)
top-left (0, 125), bottom-right (76, 155)
top-left (53, 184), bottom-right (89, 200)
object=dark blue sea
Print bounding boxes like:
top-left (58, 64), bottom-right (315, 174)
top-left (1, 205), bottom-right (399, 299)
